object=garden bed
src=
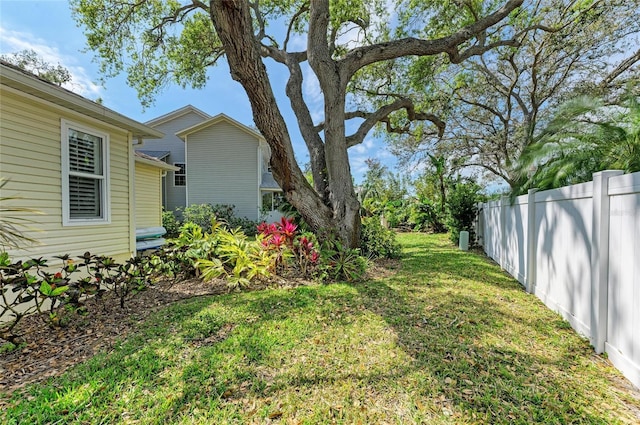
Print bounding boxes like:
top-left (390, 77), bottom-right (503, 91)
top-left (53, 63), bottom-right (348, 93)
top-left (0, 260), bottom-right (396, 396)
top-left (2, 234), bottom-right (638, 424)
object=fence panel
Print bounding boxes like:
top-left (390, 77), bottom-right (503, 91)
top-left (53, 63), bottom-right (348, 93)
top-left (478, 171), bottom-right (640, 389)
top-left (606, 173), bottom-right (640, 387)
top-left (533, 183), bottom-right (593, 337)
top-left (482, 200), bottom-right (502, 262)
top-left (503, 195), bottom-right (528, 286)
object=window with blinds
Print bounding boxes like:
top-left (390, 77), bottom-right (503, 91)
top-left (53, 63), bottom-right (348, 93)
top-left (62, 120), bottom-right (110, 225)
top-left (68, 129), bottom-right (103, 218)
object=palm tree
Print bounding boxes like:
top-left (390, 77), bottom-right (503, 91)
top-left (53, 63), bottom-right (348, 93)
top-left (516, 93), bottom-right (640, 193)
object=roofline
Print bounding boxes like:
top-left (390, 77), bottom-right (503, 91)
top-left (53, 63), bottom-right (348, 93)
top-left (144, 105), bottom-right (211, 127)
top-left (134, 155), bottom-right (180, 171)
top-left (175, 113), bottom-right (265, 141)
top-left (0, 61), bottom-right (163, 140)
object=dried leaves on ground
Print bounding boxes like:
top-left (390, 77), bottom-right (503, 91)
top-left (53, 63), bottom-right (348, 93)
top-left (0, 260), bottom-right (398, 396)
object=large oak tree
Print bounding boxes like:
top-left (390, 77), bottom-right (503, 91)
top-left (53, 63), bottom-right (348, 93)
top-left (71, 0), bottom-right (523, 246)
top-left (381, 0), bottom-right (640, 190)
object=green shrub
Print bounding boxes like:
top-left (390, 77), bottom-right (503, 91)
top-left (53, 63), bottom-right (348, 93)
top-left (180, 204), bottom-right (218, 232)
top-left (446, 179), bottom-right (484, 244)
top-left (162, 209), bottom-right (180, 238)
top-left (360, 217), bottom-right (401, 259)
top-left (382, 200), bottom-right (410, 229)
top-left (168, 219), bottom-right (271, 288)
top-left (180, 203), bottom-right (259, 236)
top-left (408, 198), bottom-right (447, 233)
top-left (319, 240), bottom-right (367, 282)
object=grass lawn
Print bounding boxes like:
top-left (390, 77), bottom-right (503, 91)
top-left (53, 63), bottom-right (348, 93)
top-left (2, 233), bottom-right (638, 424)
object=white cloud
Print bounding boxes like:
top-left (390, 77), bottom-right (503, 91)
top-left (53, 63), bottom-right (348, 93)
top-left (287, 32), bottom-right (307, 51)
top-left (348, 137), bottom-right (397, 182)
top-left (301, 64), bottom-right (324, 124)
top-left (0, 26), bottom-right (102, 98)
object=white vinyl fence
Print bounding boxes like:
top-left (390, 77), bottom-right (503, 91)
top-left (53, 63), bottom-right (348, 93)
top-left (477, 170), bottom-right (640, 389)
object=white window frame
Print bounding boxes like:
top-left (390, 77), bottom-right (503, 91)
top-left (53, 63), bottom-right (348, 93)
top-left (173, 162), bottom-right (186, 187)
top-left (261, 191), bottom-right (284, 212)
top-left (61, 119), bottom-right (111, 226)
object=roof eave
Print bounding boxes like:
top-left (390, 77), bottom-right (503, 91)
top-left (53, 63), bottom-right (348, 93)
top-left (0, 63), bottom-right (163, 139)
top-left (175, 113), bottom-right (265, 141)
top-left (135, 156), bottom-right (180, 171)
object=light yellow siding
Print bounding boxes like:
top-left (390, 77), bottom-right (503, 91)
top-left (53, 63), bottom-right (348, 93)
top-left (134, 162), bottom-right (162, 228)
top-left (0, 87), bottom-right (133, 262)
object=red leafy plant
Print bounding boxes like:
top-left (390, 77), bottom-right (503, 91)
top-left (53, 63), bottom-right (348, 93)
top-left (257, 217), bottom-right (319, 277)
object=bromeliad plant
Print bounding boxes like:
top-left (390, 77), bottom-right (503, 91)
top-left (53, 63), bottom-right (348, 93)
top-left (257, 217), bottom-right (320, 279)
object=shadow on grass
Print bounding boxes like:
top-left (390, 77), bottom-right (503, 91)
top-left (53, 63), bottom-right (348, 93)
top-left (343, 234), bottom-right (631, 423)
top-left (4, 234), bottom-right (636, 424)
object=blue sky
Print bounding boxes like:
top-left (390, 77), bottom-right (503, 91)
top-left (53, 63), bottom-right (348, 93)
top-left (0, 0), bottom-right (397, 183)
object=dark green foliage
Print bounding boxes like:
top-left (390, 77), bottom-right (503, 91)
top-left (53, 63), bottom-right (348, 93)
top-left (179, 204), bottom-right (259, 236)
top-left (180, 204), bottom-right (219, 233)
top-left (446, 178), bottom-right (485, 244)
top-left (408, 198), bottom-right (447, 233)
top-left (318, 240), bottom-right (367, 282)
top-left (360, 217), bottom-right (402, 259)
top-left (381, 200), bottom-right (411, 229)
top-left (162, 209), bottom-right (180, 238)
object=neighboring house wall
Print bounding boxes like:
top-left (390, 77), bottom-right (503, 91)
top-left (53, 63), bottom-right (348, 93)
top-left (186, 120), bottom-right (260, 220)
top-left (134, 162), bottom-right (162, 228)
top-left (142, 108), bottom-right (209, 212)
top-left (0, 86), bottom-right (133, 262)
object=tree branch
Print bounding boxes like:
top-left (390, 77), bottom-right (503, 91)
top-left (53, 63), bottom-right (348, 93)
top-left (283, 4), bottom-right (310, 51)
top-left (341, 0), bottom-right (523, 78)
top-left (345, 98), bottom-right (445, 147)
top-left (600, 48), bottom-right (640, 88)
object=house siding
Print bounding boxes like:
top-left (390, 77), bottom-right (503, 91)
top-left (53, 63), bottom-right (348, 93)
top-left (142, 111), bottom-right (208, 213)
top-left (134, 162), bottom-right (162, 228)
top-left (0, 87), bottom-right (132, 262)
top-left (186, 121), bottom-right (260, 220)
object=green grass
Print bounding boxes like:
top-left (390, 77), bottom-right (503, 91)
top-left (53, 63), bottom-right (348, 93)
top-left (2, 233), bottom-right (638, 424)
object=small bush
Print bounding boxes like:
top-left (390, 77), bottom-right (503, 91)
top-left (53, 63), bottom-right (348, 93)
top-left (408, 199), bottom-right (447, 233)
top-left (180, 204), bottom-right (259, 236)
top-left (162, 209), bottom-right (180, 238)
top-left (360, 217), bottom-right (401, 259)
top-left (180, 204), bottom-right (218, 232)
top-left (446, 179), bottom-right (484, 244)
top-left (319, 240), bottom-right (367, 282)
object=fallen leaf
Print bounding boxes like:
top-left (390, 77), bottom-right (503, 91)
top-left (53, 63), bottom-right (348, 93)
top-left (268, 411), bottom-right (283, 420)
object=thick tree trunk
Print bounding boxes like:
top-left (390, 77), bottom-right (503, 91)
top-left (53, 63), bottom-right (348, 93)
top-left (209, 0), bottom-right (363, 245)
top-left (210, 0), bottom-right (362, 248)
top-left (307, 0), bottom-right (361, 247)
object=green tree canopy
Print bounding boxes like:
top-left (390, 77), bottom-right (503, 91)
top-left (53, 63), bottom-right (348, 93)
top-left (0, 49), bottom-right (72, 86)
top-left (378, 0), bottom-right (640, 190)
top-left (71, 0), bottom-right (524, 246)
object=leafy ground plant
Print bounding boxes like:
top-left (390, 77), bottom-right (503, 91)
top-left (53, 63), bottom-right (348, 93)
top-left (1, 234), bottom-right (639, 424)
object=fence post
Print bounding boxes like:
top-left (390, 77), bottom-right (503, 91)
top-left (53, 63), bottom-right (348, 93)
top-left (590, 170), bottom-right (622, 353)
top-left (475, 202), bottom-right (483, 247)
top-left (526, 189), bottom-right (538, 294)
top-left (500, 196), bottom-right (509, 269)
